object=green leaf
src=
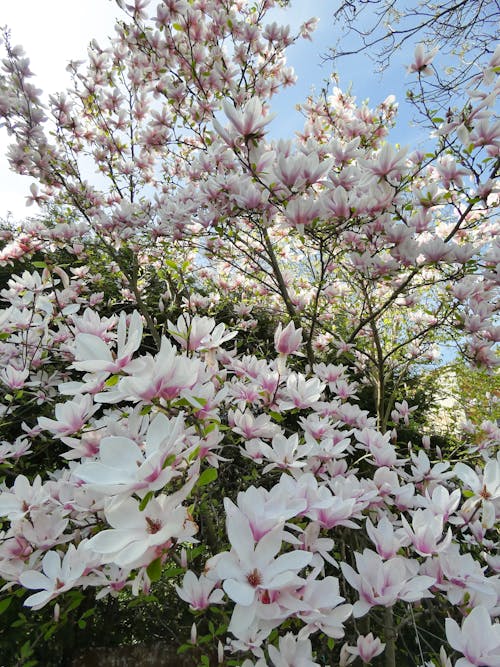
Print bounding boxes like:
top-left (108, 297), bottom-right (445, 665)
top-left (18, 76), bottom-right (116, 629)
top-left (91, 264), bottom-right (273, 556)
top-left (0, 597), bottom-right (12, 614)
top-left (105, 374), bottom-right (120, 387)
top-left (32, 261), bottom-right (47, 269)
top-left (162, 565), bottom-right (184, 579)
top-left (164, 258), bottom-right (178, 270)
top-left (139, 491), bottom-right (154, 511)
top-left (198, 468), bottom-right (217, 487)
top-left (65, 592), bottom-right (84, 613)
top-left (146, 557), bottom-right (163, 582)
top-left (188, 446), bottom-right (200, 462)
top-left (20, 641), bottom-right (33, 658)
top-left (162, 454), bottom-right (176, 468)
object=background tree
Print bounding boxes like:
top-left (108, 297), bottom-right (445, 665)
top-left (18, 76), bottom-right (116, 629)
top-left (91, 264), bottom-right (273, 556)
top-left (329, 0), bottom-right (500, 113)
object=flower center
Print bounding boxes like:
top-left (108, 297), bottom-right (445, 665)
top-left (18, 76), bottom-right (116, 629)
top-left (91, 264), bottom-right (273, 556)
top-left (246, 568), bottom-right (262, 588)
top-left (146, 517), bottom-right (162, 534)
top-left (480, 484), bottom-right (491, 499)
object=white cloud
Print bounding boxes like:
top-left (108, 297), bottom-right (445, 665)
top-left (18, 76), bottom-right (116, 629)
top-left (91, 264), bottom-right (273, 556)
top-left (1, 0), bottom-right (119, 219)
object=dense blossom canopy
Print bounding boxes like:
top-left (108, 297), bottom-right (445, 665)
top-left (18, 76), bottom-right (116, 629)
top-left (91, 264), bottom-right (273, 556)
top-left (0, 1), bottom-right (498, 665)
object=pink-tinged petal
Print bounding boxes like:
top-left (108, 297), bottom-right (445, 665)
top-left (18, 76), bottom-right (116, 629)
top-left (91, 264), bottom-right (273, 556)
top-left (222, 100), bottom-right (243, 133)
top-left (24, 590), bottom-right (53, 609)
top-left (74, 334), bottom-right (113, 363)
top-left (228, 602), bottom-right (258, 637)
top-left (254, 527), bottom-right (283, 565)
top-left (42, 551), bottom-right (61, 580)
top-left (352, 599), bottom-right (372, 618)
top-left (445, 618), bottom-right (464, 653)
top-left (105, 497), bottom-right (143, 530)
top-left (114, 540), bottom-right (148, 567)
top-left (454, 463), bottom-right (480, 490)
top-left (0, 495), bottom-right (21, 516)
top-left (340, 562), bottom-right (359, 589)
top-left (454, 659), bottom-right (476, 667)
top-left (462, 605), bottom-right (492, 639)
top-left (400, 575), bottom-right (435, 601)
top-left (208, 589), bottom-right (225, 604)
top-left (267, 550), bottom-right (313, 579)
top-left (99, 436), bottom-right (143, 469)
top-left (87, 529), bottom-right (133, 554)
top-left (19, 571), bottom-right (51, 590)
top-left (75, 463), bottom-right (130, 486)
top-left (223, 578), bottom-right (255, 606)
top-left (266, 570), bottom-right (297, 590)
top-left (226, 512), bottom-right (254, 564)
top-left (215, 553), bottom-right (243, 582)
top-left (484, 459), bottom-right (499, 489)
top-left (146, 413), bottom-right (181, 455)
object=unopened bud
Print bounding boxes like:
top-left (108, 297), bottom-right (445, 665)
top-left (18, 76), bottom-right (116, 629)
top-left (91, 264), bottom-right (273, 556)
top-left (180, 548), bottom-right (188, 569)
top-left (218, 640), bottom-right (224, 664)
top-left (190, 622), bottom-right (197, 645)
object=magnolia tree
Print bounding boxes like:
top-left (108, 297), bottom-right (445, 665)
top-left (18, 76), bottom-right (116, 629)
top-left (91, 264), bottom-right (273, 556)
top-left (0, 1), bottom-right (499, 665)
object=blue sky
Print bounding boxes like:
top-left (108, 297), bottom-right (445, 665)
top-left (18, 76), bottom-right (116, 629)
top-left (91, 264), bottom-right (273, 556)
top-left (0, 0), bottom-right (426, 220)
top-left (266, 1), bottom-right (424, 145)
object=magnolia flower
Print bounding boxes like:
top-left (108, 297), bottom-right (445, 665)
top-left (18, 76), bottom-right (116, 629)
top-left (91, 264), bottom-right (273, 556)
top-left (260, 433), bottom-right (313, 473)
top-left (363, 144), bottom-right (408, 180)
top-left (217, 98), bottom-right (276, 140)
top-left (407, 44), bottom-right (438, 76)
top-left (0, 365), bottom-right (29, 390)
top-left (73, 433), bottom-right (179, 496)
top-left (366, 516), bottom-right (404, 560)
top-left (287, 576), bottom-right (352, 639)
top-left (355, 428), bottom-right (397, 467)
top-left (167, 314), bottom-right (236, 352)
top-left (19, 546), bottom-right (88, 609)
top-left (415, 485), bottom-right (461, 521)
top-left (175, 570), bottom-right (224, 610)
top-left (279, 374), bottom-right (325, 410)
top-left (74, 412), bottom-right (185, 495)
top-left (100, 337), bottom-right (202, 404)
top-left (391, 400), bottom-right (417, 425)
top-left (216, 514), bottom-right (312, 611)
top-left (341, 549), bottom-right (435, 616)
top-left (72, 310), bottom-right (143, 375)
top-left (400, 508), bottom-right (452, 557)
top-left (445, 605), bottom-right (500, 667)
top-left (86, 482), bottom-right (197, 568)
top-left (38, 395), bottom-right (99, 437)
top-left (0, 475), bottom-right (47, 521)
top-left (268, 633), bottom-right (319, 667)
top-left (224, 483), bottom-right (306, 542)
top-left (454, 456), bottom-right (500, 529)
top-left (274, 321), bottom-right (302, 356)
top-left (347, 633), bottom-right (386, 663)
